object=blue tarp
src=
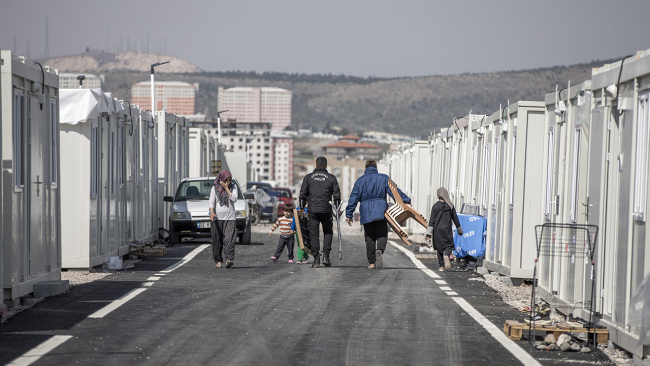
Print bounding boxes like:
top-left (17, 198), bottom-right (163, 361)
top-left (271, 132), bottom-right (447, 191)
top-left (453, 214), bottom-right (487, 259)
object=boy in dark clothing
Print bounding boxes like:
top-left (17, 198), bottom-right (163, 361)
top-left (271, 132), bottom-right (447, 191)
top-left (426, 187), bottom-right (463, 271)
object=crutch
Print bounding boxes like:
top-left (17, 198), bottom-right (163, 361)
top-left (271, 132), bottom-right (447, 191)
top-left (330, 201), bottom-right (344, 260)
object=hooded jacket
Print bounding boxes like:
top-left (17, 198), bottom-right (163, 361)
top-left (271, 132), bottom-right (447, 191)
top-left (428, 201), bottom-right (461, 251)
top-left (345, 167), bottom-right (411, 225)
top-left (299, 168), bottom-right (341, 213)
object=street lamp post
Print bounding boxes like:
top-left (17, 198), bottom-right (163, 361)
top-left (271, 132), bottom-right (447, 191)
top-left (216, 110), bottom-right (228, 144)
top-left (77, 75), bottom-right (85, 89)
top-left (150, 61), bottom-right (170, 113)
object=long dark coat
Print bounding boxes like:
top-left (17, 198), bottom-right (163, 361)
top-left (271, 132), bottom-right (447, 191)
top-left (428, 201), bottom-right (461, 252)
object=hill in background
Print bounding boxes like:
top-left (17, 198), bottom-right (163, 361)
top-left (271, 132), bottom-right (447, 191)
top-left (46, 52), bottom-right (616, 138)
top-left (37, 51), bottom-right (201, 73)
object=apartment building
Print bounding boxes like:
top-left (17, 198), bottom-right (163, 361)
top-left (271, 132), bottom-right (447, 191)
top-left (132, 81), bottom-right (198, 116)
top-left (217, 86), bottom-right (292, 131)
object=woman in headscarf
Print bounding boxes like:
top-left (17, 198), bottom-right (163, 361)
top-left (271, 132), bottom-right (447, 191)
top-left (426, 188), bottom-right (463, 271)
top-left (209, 170), bottom-right (238, 268)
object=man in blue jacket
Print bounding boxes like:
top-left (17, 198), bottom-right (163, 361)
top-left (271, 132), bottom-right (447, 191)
top-left (345, 159), bottom-right (411, 269)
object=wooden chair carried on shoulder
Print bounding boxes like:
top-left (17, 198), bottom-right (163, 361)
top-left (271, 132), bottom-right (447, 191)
top-left (384, 179), bottom-right (429, 246)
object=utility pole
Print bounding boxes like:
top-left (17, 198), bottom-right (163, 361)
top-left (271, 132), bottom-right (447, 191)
top-left (150, 61), bottom-right (170, 113)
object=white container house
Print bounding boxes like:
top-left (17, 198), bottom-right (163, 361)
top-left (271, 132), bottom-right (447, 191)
top-left (1, 51), bottom-right (61, 299)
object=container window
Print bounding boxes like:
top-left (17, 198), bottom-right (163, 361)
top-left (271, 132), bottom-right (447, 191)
top-left (481, 143), bottom-right (490, 209)
top-left (135, 126), bottom-right (140, 184)
top-left (470, 145), bottom-right (477, 202)
top-left (509, 133), bottom-right (517, 208)
top-left (110, 130), bottom-right (115, 197)
top-left (91, 123), bottom-right (98, 198)
top-left (118, 125), bottom-right (124, 186)
top-left (449, 141), bottom-right (458, 196)
top-left (569, 128), bottom-right (581, 223)
top-left (13, 89), bottom-right (25, 191)
top-left (634, 91), bottom-right (650, 221)
top-left (50, 98), bottom-right (58, 188)
top-left (459, 138), bottom-right (467, 198)
top-left (142, 133), bottom-right (147, 192)
top-left (491, 136), bottom-right (500, 208)
top-left (544, 129), bottom-right (554, 220)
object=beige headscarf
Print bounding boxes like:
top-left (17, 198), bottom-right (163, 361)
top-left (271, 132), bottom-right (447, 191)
top-left (437, 187), bottom-right (453, 209)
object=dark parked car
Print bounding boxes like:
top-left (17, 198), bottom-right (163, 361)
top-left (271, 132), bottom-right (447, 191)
top-left (274, 187), bottom-right (293, 216)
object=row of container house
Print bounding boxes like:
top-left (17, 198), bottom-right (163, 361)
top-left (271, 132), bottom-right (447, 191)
top-left (384, 48), bottom-right (650, 359)
top-left (0, 50), bottom-right (199, 310)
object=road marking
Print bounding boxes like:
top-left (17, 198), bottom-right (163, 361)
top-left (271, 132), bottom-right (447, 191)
top-left (7, 335), bottom-right (73, 366)
top-left (446, 292), bottom-right (458, 296)
top-left (88, 288), bottom-right (147, 319)
top-left (146, 276), bottom-right (160, 281)
top-left (142, 282), bottom-right (155, 287)
top-left (452, 297), bottom-right (541, 366)
top-left (440, 286), bottom-right (452, 291)
top-left (154, 273), bottom-right (166, 276)
top-left (388, 241), bottom-right (541, 366)
top-left (160, 244), bottom-right (210, 273)
top-left (435, 280), bottom-right (446, 285)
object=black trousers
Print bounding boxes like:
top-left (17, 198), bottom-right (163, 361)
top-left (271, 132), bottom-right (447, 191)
top-left (211, 220), bottom-right (236, 263)
top-left (437, 247), bottom-right (453, 267)
top-left (364, 219), bottom-right (388, 264)
top-left (308, 212), bottom-right (333, 256)
top-left (274, 234), bottom-right (295, 260)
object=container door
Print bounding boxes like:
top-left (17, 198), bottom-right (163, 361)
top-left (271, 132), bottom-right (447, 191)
top-left (28, 95), bottom-right (45, 277)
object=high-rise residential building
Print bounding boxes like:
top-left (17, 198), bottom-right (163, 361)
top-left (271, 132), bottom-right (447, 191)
top-left (59, 73), bottom-right (104, 89)
top-left (217, 86), bottom-right (292, 131)
top-left (131, 81), bottom-right (198, 115)
top-left (204, 122), bottom-right (274, 181)
top-left (272, 134), bottom-right (294, 188)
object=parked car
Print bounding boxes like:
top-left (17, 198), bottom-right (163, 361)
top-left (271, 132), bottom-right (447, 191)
top-left (247, 181), bottom-right (279, 222)
top-left (274, 187), bottom-right (293, 216)
top-left (164, 178), bottom-right (252, 245)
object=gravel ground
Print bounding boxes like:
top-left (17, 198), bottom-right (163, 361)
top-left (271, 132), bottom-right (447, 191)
top-left (61, 270), bottom-right (113, 287)
top-left (483, 272), bottom-right (534, 312)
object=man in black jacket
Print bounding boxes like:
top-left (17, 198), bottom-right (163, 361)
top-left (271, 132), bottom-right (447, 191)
top-left (299, 156), bottom-right (341, 268)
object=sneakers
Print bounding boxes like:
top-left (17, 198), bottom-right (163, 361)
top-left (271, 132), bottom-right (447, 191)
top-left (301, 259), bottom-right (309, 264)
top-left (311, 255), bottom-right (320, 268)
top-left (443, 255), bottom-right (451, 270)
top-left (216, 262), bottom-right (222, 268)
top-left (322, 253), bottom-right (331, 267)
top-left (271, 256), bottom-right (278, 263)
top-left (439, 266), bottom-right (444, 271)
top-left (375, 250), bottom-right (383, 269)
top-left (225, 260), bottom-right (234, 268)
top-left (288, 259), bottom-right (294, 264)
top-left (368, 263), bottom-right (376, 269)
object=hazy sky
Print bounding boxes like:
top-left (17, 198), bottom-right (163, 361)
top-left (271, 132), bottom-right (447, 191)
top-left (1, 0), bottom-right (649, 77)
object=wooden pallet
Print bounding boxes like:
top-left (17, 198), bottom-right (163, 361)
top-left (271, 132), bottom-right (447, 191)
top-left (503, 320), bottom-right (609, 344)
top-left (414, 253), bottom-right (438, 261)
top-left (129, 246), bottom-right (167, 256)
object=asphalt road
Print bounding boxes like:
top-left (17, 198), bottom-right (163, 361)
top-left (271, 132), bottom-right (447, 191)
top-left (0, 232), bottom-right (613, 366)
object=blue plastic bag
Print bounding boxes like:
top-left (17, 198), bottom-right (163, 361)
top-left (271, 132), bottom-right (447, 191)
top-left (453, 214), bottom-right (487, 259)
